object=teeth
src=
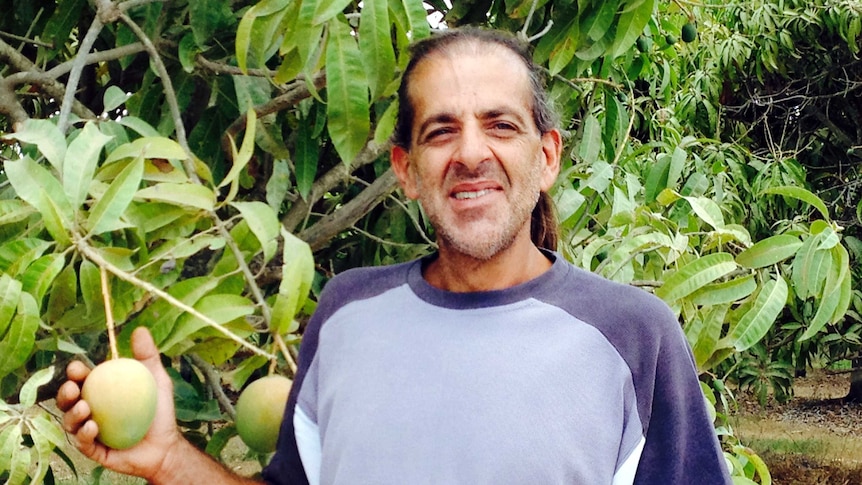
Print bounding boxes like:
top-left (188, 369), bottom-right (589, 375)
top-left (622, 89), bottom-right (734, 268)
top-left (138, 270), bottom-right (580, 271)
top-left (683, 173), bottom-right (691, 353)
top-left (454, 189), bottom-right (494, 200)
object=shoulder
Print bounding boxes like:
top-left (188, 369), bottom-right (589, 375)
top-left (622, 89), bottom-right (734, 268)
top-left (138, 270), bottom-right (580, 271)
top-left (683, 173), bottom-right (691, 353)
top-left (546, 259), bottom-right (677, 335)
top-left (312, 259), bottom-right (417, 323)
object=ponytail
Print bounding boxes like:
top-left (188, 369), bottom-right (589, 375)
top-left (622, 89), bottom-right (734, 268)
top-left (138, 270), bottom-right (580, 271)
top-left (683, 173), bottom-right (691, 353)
top-left (531, 192), bottom-right (559, 251)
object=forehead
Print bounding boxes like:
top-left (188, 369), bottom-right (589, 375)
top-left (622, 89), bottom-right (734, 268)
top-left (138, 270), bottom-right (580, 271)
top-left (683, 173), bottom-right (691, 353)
top-left (407, 44), bottom-right (534, 124)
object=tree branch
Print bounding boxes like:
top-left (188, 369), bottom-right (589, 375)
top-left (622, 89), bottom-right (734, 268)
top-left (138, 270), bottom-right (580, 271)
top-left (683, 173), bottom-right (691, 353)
top-left (0, 38), bottom-right (96, 122)
top-left (118, 11), bottom-right (196, 176)
top-left (282, 139), bottom-right (391, 232)
top-left (299, 168), bottom-right (400, 251)
top-left (57, 3), bottom-right (109, 133)
top-left (220, 71), bottom-right (327, 160)
top-left (0, 74), bottom-right (29, 130)
top-left (188, 353), bottom-right (237, 420)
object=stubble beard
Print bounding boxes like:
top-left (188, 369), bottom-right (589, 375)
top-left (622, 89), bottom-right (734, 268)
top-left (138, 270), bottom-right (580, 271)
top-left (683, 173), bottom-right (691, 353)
top-left (417, 166), bottom-right (542, 261)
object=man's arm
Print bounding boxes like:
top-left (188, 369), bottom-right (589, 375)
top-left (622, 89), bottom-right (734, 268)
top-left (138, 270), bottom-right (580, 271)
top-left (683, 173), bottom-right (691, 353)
top-left (57, 327), bottom-right (261, 485)
top-left (633, 324), bottom-right (732, 484)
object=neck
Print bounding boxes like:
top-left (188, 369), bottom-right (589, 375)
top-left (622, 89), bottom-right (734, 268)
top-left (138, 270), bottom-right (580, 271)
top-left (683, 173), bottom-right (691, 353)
top-left (424, 232), bottom-right (552, 292)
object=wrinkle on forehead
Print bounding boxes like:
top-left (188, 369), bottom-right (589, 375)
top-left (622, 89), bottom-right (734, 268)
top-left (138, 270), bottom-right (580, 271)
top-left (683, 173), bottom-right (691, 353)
top-left (407, 43), bottom-right (534, 118)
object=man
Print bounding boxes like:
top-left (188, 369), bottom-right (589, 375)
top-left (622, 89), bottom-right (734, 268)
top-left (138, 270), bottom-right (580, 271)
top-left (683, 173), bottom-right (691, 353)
top-left (58, 27), bottom-right (732, 484)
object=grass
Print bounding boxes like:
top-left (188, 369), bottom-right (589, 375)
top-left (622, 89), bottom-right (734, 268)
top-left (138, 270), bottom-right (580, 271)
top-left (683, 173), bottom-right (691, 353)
top-left (742, 436), bottom-right (827, 457)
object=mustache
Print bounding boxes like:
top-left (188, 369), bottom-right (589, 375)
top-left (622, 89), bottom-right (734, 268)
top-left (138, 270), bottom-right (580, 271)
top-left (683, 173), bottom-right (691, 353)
top-left (444, 160), bottom-right (506, 184)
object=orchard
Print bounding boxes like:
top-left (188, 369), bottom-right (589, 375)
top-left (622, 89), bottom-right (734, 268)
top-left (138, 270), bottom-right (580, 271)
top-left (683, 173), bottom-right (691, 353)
top-left (1, 0), bottom-right (862, 483)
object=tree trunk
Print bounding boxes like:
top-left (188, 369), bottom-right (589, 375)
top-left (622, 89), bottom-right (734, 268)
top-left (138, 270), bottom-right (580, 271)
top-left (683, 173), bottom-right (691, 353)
top-left (846, 359), bottom-right (862, 403)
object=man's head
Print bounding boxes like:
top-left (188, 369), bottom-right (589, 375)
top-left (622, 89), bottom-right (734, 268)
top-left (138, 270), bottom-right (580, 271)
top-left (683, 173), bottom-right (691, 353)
top-left (393, 28), bottom-right (559, 149)
top-left (390, 28), bottom-right (562, 258)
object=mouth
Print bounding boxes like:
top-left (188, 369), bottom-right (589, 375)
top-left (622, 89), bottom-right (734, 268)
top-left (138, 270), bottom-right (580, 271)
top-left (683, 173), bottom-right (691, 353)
top-left (452, 188), bottom-right (496, 200)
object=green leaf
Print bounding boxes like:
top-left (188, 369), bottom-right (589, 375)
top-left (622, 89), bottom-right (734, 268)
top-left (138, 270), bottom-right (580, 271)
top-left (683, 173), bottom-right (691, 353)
top-left (359, 0), bottom-right (396, 100)
top-left (684, 196), bottom-right (726, 230)
top-left (0, 425), bottom-right (25, 485)
top-left (0, 294), bottom-right (40, 377)
top-left (667, 146), bottom-right (687, 190)
top-left (219, 110), bottom-right (257, 204)
top-left (689, 304), bottom-right (728, 371)
top-left (149, 235), bottom-right (225, 263)
top-left (42, 0), bottom-right (88, 61)
top-left (0, 239), bottom-right (52, 276)
top-left (79, 259), bottom-right (101, 317)
top-left (272, 228), bottom-right (315, 334)
top-left (4, 156), bottom-right (73, 242)
top-left (401, 0), bottom-right (430, 39)
top-left (136, 183), bottom-right (215, 211)
top-left (3, 119), bottom-right (66, 172)
top-left (762, 185), bottom-right (830, 220)
top-left (645, 159), bottom-right (671, 204)
top-left (178, 33), bottom-right (200, 73)
top-left (294, 0), bottom-right (325, 72)
top-left (800, 244), bottom-right (851, 341)
top-left (103, 86), bottom-right (130, 113)
top-left (188, 0), bottom-right (235, 47)
top-left (730, 276), bottom-right (788, 351)
top-left (123, 276), bottom-right (223, 353)
top-left (689, 274), bottom-right (757, 306)
top-left (314, 0), bottom-right (353, 25)
top-left (736, 234), bottom-right (803, 269)
top-left (87, 156), bottom-right (145, 235)
top-left (64, 122), bottom-right (113, 208)
top-left (21, 254), bottom-right (66, 305)
top-left (0, 274), bottom-right (23, 339)
top-left (28, 412), bottom-right (67, 484)
top-left (581, 0), bottom-right (618, 42)
top-left (266, 159), bottom-right (292, 211)
top-left (0, 200), bottom-right (34, 227)
top-left (294, 116), bottom-right (320, 199)
top-left (117, 116), bottom-right (162, 138)
top-left (205, 424), bottom-right (238, 459)
top-left (18, 366), bottom-right (55, 408)
top-left (609, 0), bottom-right (655, 58)
top-left (548, 20), bottom-right (580, 76)
top-left (326, 16), bottom-right (371, 164)
top-left (578, 114), bottom-right (602, 165)
top-left (104, 137), bottom-right (188, 166)
top-left (230, 201), bottom-right (280, 262)
top-left (160, 294), bottom-right (256, 355)
top-left (655, 253), bottom-right (737, 303)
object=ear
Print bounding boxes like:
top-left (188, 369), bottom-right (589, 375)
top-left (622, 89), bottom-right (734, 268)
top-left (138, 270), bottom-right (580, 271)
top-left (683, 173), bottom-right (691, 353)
top-left (390, 144), bottom-right (420, 200)
top-left (539, 129), bottom-right (562, 191)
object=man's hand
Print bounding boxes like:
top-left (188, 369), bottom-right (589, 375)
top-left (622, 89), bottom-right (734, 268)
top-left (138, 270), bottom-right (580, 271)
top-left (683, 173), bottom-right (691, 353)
top-left (56, 326), bottom-right (184, 481)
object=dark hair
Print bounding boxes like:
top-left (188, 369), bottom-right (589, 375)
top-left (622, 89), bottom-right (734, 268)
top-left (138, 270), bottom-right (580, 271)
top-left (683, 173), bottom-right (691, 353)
top-left (392, 27), bottom-right (560, 251)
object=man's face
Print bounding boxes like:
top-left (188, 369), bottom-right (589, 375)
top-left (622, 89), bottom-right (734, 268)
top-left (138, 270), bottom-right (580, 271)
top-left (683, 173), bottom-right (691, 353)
top-left (391, 45), bottom-right (561, 261)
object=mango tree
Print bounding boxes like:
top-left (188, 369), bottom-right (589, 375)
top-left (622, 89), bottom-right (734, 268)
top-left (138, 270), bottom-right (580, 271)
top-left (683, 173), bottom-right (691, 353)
top-left (1, 0), bottom-right (861, 483)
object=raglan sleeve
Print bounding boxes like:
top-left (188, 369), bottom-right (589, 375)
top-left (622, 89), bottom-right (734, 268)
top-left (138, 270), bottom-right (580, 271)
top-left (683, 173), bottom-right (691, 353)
top-left (260, 298), bottom-right (329, 485)
top-left (633, 310), bottom-right (733, 485)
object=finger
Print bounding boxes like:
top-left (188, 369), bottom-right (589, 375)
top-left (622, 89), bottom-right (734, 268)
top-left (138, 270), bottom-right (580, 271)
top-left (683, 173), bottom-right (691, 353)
top-left (74, 419), bottom-right (108, 463)
top-left (56, 379), bottom-right (81, 412)
top-left (63, 399), bottom-right (91, 435)
top-left (131, 326), bottom-right (158, 361)
top-left (130, 327), bottom-right (173, 393)
top-left (65, 360), bottom-right (91, 383)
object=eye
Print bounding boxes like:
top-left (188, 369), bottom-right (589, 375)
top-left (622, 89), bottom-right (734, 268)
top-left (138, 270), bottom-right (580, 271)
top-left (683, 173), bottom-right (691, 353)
top-left (423, 127), bottom-right (455, 143)
top-left (489, 121), bottom-right (520, 135)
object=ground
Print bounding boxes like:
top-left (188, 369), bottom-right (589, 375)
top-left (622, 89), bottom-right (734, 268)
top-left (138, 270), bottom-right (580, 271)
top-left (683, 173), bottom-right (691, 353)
top-left (733, 369), bottom-right (862, 484)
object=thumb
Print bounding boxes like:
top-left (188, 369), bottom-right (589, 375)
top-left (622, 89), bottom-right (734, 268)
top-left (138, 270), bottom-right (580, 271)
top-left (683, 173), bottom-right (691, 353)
top-left (130, 327), bottom-right (171, 389)
top-left (130, 326), bottom-right (161, 365)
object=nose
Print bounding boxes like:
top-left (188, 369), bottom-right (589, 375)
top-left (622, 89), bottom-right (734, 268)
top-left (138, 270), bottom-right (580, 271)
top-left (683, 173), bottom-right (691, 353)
top-left (453, 123), bottom-right (493, 169)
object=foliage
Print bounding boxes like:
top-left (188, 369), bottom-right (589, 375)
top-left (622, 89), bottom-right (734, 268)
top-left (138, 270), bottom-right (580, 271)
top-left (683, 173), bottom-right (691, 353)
top-left (1, 0), bottom-right (861, 482)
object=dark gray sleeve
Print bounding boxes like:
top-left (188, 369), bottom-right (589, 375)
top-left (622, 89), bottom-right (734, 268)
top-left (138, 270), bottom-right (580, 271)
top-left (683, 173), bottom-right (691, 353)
top-left (632, 317), bottom-right (732, 484)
